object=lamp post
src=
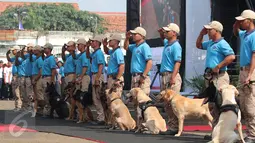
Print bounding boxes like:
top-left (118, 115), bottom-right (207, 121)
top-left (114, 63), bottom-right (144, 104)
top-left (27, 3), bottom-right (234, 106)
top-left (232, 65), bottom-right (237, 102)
top-left (90, 16), bottom-right (98, 33)
top-left (13, 8), bottom-right (27, 30)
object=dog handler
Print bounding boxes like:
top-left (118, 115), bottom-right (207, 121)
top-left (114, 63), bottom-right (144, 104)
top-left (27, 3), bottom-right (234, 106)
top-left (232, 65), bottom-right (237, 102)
top-left (62, 41), bottom-right (77, 120)
top-left (6, 46), bottom-right (21, 111)
top-left (42, 43), bottom-right (56, 117)
top-left (196, 21), bottom-right (235, 139)
top-left (233, 9), bottom-right (255, 143)
top-left (103, 33), bottom-right (125, 96)
top-left (75, 38), bottom-right (93, 123)
top-left (90, 35), bottom-right (106, 125)
top-left (31, 45), bottom-right (44, 117)
top-left (124, 27), bottom-right (152, 96)
top-left (158, 23), bottom-right (182, 135)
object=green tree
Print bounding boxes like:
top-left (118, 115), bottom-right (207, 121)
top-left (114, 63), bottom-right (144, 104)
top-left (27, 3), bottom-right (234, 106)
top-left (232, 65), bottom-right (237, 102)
top-left (0, 3), bottom-right (107, 33)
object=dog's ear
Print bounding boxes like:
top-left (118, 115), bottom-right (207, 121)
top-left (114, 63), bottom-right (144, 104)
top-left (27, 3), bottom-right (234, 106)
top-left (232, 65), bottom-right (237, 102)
top-left (234, 87), bottom-right (239, 96)
top-left (47, 82), bottom-right (49, 86)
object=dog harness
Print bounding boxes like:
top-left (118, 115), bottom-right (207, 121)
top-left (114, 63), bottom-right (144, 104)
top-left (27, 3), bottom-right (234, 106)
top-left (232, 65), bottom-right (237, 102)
top-left (139, 101), bottom-right (155, 120)
top-left (219, 104), bottom-right (239, 117)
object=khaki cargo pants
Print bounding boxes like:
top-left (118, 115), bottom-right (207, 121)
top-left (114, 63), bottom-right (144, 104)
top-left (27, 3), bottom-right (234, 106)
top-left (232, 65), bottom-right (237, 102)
top-left (205, 72), bottom-right (230, 128)
top-left (19, 76), bottom-right (34, 110)
top-left (12, 75), bottom-right (21, 109)
top-left (92, 74), bottom-right (105, 122)
top-left (76, 75), bottom-right (90, 92)
top-left (107, 75), bottom-right (124, 97)
top-left (239, 67), bottom-right (255, 139)
top-left (131, 75), bottom-right (151, 95)
top-left (32, 76), bottom-right (44, 107)
top-left (160, 72), bottom-right (182, 131)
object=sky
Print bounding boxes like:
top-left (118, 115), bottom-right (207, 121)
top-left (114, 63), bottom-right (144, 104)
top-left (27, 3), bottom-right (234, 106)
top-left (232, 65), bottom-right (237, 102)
top-left (1, 0), bottom-right (126, 12)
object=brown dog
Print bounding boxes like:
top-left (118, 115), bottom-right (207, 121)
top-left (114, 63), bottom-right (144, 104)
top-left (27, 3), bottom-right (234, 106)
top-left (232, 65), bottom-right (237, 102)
top-left (64, 82), bottom-right (94, 123)
top-left (157, 89), bottom-right (213, 136)
top-left (105, 88), bottom-right (136, 131)
top-left (127, 88), bottom-right (167, 134)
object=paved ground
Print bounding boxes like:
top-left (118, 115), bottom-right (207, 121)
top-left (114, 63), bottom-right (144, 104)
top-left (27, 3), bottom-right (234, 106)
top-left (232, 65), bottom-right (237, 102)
top-left (0, 101), bottom-right (213, 143)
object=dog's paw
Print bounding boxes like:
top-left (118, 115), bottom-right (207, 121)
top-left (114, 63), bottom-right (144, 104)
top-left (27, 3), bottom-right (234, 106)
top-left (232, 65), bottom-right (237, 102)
top-left (142, 131), bottom-right (152, 134)
top-left (174, 134), bottom-right (181, 137)
top-left (135, 129), bottom-right (141, 133)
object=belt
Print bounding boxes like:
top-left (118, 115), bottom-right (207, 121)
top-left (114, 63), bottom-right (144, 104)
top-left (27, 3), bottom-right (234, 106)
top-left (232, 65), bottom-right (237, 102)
top-left (107, 74), bottom-right (118, 79)
top-left (92, 72), bottom-right (103, 75)
top-left (160, 71), bottom-right (172, 76)
top-left (132, 73), bottom-right (143, 77)
top-left (218, 70), bottom-right (226, 74)
top-left (24, 76), bottom-right (31, 78)
top-left (240, 66), bottom-right (250, 71)
top-left (65, 72), bottom-right (75, 76)
top-left (42, 75), bottom-right (51, 78)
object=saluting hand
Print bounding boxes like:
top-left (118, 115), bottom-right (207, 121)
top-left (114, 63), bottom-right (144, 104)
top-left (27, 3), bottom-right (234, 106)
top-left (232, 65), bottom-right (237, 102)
top-left (200, 28), bottom-right (208, 35)
top-left (126, 31), bottom-right (132, 39)
top-left (103, 38), bottom-right (108, 47)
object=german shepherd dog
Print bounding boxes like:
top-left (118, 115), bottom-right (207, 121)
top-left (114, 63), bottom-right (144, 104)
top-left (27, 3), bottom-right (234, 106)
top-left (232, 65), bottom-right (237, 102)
top-left (64, 82), bottom-right (94, 123)
top-left (45, 82), bottom-right (69, 119)
top-left (99, 82), bottom-right (114, 125)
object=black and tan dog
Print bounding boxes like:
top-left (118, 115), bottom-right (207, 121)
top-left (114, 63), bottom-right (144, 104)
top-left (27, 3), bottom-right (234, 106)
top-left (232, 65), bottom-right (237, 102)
top-left (98, 82), bottom-right (113, 125)
top-left (64, 82), bottom-right (94, 123)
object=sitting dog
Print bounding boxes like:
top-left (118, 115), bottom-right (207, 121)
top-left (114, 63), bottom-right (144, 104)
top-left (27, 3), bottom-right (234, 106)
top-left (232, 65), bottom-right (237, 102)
top-left (208, 85), bottom-right (245, 143)
top-left (45, 82), bottom-right (69, 119)
top-left (157, 89), bottom-right (213, 136)
top-left (127, 88), bottom-right (167, 134)
top-left (99, 82), bottom-right (112, 125)
top-left (105, 88), bottom-right (136, 131)
top-left (65, 82), bottom-right (94, 123)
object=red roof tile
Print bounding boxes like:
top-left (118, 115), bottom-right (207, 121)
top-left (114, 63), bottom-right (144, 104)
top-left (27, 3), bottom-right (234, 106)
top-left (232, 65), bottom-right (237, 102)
top-left (0, 1), bottom-right (79, 13)
top-left (93, 12), bottom-right (126, 33)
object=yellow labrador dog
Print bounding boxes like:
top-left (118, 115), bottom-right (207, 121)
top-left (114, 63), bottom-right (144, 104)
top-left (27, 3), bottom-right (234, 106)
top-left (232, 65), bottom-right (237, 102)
top-left (105, 89), bottom-right (136, 131)
top-left (127, 88), bottom-right (167, 134)
top-left (157, 89), bottom-right (213, 136)
top-left (209, 85), bottom-right (244, 143)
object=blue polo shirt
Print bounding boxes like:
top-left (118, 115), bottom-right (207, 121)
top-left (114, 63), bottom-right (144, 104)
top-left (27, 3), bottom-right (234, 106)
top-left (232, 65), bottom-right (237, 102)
top-left (75, 52), bottom-right (90, 75)
top-left (24, 54), bottom-right (32, 76)
top-left (239, 30), bottom-right (255, 67)
top-left (107, 47), bottom-right (124, 75)
top-left (10, 57), bottom-right (17, 75)
top-left (128, 42), bottom-right (152, 74)
top-left (59, 66), bottom-right (65, 78)
top-left (42, 55), bottom-right (56, 76)
top-left (17, 57), bottom-right (26, 77)
top-left (64, 54), bottom-right (76, 74)
top-left (202, 38), bottom-right (234, 71)
top-left (32, 55), bottom-right (43, 75)
top-left (160, 39), bottom-right (182, 73)
top-left (91, 48), bottom-right (105, 73)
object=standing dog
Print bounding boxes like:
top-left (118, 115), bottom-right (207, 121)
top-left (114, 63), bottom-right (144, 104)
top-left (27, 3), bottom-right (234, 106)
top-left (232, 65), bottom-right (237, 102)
top-left (157, 89), bottom-right (213, 136)
top-left (105, 88), bottom-right (136, 131)
top-left (127, 88), bottom-right (167, 134)
top-left (208, 85), bottom-right (244, 143)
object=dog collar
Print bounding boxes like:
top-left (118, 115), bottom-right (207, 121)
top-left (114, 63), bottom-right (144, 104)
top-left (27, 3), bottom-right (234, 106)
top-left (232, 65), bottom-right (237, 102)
top-left (109, 97), bottom-right (121, 104)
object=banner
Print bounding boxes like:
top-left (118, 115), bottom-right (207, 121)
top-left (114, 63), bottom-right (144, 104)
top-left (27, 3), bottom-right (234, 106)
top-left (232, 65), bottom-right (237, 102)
top-left (141, 0), bottom-right (181, 39)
